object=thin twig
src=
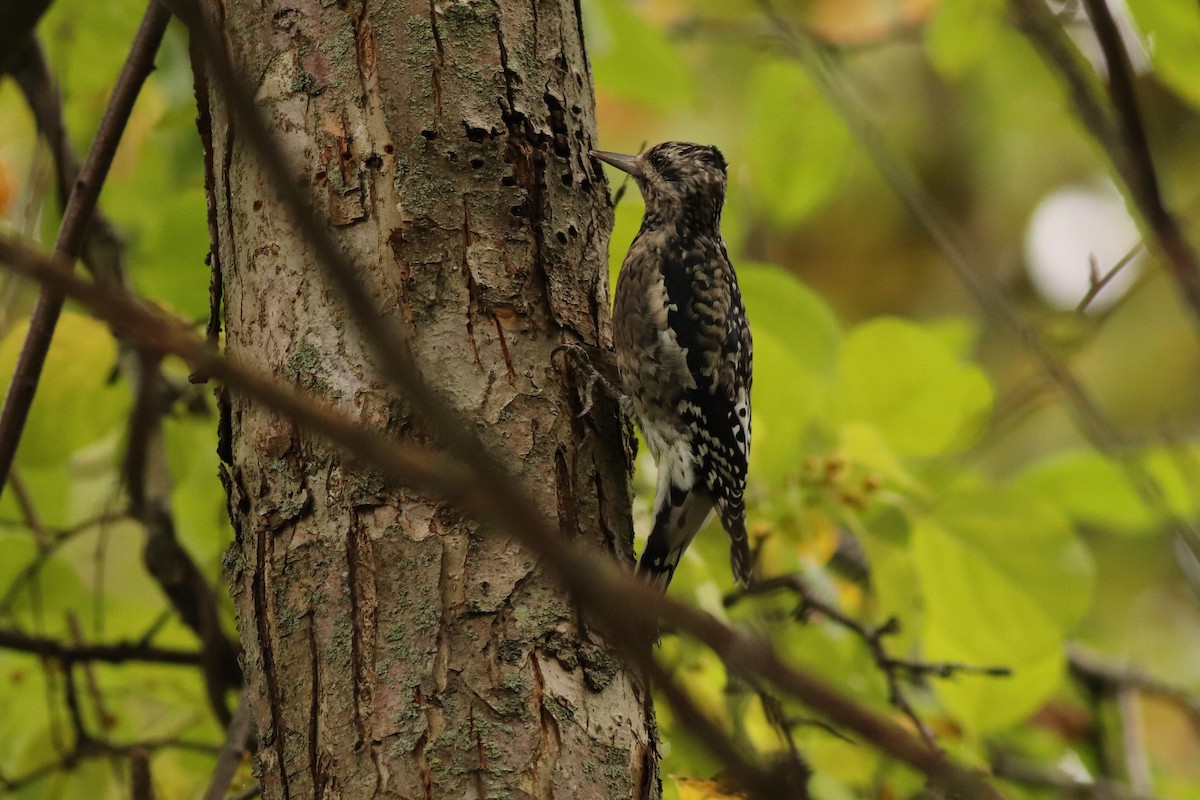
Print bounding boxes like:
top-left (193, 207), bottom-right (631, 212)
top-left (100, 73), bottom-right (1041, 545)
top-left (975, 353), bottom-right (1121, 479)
top-left (11, 38), bottom-right (128, 290)
top-left (0, 1), bottom-right (172, 498)
top-left (130, 747), bottom-right (154, 800)
top-left (13, 25), bottom-right (241, 719)
top-left (727, 574), bottom-right (1010, 748)
top-left (0, 511), bottom-right (131, 614)
top-left (1076, 243), bottom-right (1145, 314)
top-left (755, 0), bottom-right (1200, 578)
top-left (0, 230), bottom-right (1008, 799)
top-left (644, 656), bottom-right (809, 799)
top-left (991, 747), bottom-right (1153, 800)
top-left (8, 469), bottom-right (51, 551)
top-left (66, 612), bottom-right (113, 733)
top-left (1012, 0), bottom-right (1200, 328)
top-left (0, 736), bottom-right (220, 793)
top-left (202, 696), bottom-right (254, 800)
top-left (1068, 643), bottom-right (1200, 739)
top-left (0, 627), bottom-right (205, 666)
top-left (1116, 687), bottom-right (1153, 797)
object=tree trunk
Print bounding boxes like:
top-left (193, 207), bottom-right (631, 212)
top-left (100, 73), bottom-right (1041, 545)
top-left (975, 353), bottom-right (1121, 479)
top-left (197, 1), bottom-right (659, 798)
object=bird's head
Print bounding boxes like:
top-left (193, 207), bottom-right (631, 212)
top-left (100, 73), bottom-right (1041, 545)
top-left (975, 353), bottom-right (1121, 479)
top-left (590, 141), bottom-right (728, 226)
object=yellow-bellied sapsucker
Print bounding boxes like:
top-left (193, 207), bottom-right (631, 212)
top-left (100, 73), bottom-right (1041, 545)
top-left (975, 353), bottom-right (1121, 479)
top-left (592, 142), bottom-right (753, 589)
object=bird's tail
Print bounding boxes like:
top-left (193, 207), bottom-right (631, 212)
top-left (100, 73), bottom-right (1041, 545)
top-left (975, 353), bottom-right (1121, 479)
top-left (637, 481), bottom-right (713, 591)
top-left (719, 502), bottom-right (752, 587)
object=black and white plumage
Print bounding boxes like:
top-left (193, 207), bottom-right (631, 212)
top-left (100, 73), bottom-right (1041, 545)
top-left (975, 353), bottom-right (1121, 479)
top-left (592, 142), bottom-right (753, 590)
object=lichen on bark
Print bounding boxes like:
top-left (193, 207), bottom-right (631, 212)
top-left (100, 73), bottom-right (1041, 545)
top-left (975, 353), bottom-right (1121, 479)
top-left (198, 0), bottom-right (658, 797)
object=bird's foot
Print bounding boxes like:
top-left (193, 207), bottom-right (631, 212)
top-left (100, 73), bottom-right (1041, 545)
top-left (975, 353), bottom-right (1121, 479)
top-left (551, 343), bottom-right (627, 417)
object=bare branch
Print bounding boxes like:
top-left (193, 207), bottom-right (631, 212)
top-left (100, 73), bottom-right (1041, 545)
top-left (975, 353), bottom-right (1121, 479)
top-left (203, 696), bottom-right (253, 800)
top-left (0, 736), bottom-right (220, 793)
top-left (727, 574), bottom-right (1010, 748)
top-left (644, 656), bottom-right (811, 799)
top-left (0, 511), bottom-right (131, 614)
top-left (130, 747), bottom-right (154, 800)
top-left (1010, 0), bottom-right (1200, 327)
top-left (0, 231), bottom-right (1008, 799)
top-left (0, 627), bottom-right (205, 666)
top-left (10, 38), bottom-right (128, 290)
top-left (1077, 243), bottom-right (1144, 314)
top-left (1069, 643), bottom-right (1200, 739)
top-left (11, 25), bottom-right (241, 722)
top-left (0, 1), bottom-right (172, 498)
top-left (991, 747), bottom-right (1153, 800)
top-left (753, 0), bottom-right (1200, 580)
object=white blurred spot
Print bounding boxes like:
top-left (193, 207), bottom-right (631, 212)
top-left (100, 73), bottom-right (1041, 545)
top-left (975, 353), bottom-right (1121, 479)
top-left (1024, 180), bottom-right (1143, 313)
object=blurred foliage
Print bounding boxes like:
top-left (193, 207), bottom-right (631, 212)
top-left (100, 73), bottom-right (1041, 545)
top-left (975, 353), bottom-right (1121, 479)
top-left (0, 0), bottom-right (1199, 797)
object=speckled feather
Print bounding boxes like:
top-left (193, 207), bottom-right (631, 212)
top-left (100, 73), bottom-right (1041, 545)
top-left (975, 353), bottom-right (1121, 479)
top-left (607, 142), bottom-right (753, 589)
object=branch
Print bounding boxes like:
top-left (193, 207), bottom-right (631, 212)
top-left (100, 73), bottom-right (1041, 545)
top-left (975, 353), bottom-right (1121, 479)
top-left (0, 231), bottom-right (1008, 799)
top-left (202, 696), bottom-right (254, 800)
top-left (0, 0), bottom-right (171, 498)
top-left (990, 747), bottom-right (1153, 800)
top-left (1076, 243), bottom-right (1144, 314)
top-left (0, 511), bottom-right (131, 614)
top-left (1010, 0), bottom-right (1200, 327)
top-left (644, 657), bottom-right (810, 798)
top-left (727, 574), bottom-right (1010, 748)
top-left (0, 627), bottom-right (205, 666)
top-left (130, 747), bottom-right (154, 800)
top-left (10, 26), bottom-right (241, 721)
top-left (1068, 643), bottom-right (1200, 739)
top-left (10, 38), bottom-right (128, 290)
top-left (0, 736), bottom-right (220, 793)
top-left (753, 0), bottom-right (1200, 580)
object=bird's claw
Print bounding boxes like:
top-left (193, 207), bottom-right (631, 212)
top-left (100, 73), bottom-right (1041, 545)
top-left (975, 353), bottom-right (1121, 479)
top-left (552, 342), bottom-right (624, 417)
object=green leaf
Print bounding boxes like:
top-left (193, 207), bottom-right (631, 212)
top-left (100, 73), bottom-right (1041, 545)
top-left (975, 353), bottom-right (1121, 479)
top-left (931, 487), bottom-right (1095, 632)
top-left (585, 0), bottom-right (694, 110)
top-left (1013, 449), bottom-right (1156, 534)
top-left (925, 0), bottom-right (1006, 77)
top-left (1014, 446), bottom-right (1200, 535)
top-left (912, 486), bottom-right (1095, 732)
top-left (1125, 0), bottom-right (1200, 110)
top-left (0, 533), bottom-right (90, 626)
top-left (743, 61), bottom-right (851, 226)
top-left (739, 262), bottom-right (841, 379)
top-left (833, 317), bottom-right (992, 457)
top-left (925, 629), bottom-right (1065, 733)
top-left (739, 265), bottom-right (841, 483)
top-left (0, 311), bottom-right (126, 468)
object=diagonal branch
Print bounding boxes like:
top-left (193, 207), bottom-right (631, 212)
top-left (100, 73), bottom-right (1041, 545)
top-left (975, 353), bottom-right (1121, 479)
top-left (0, 231), bottom-right (1008, 799)
top-left (202, 696), bottom-right (254, 800)
top-left (9, 38), bottom-right (128, 290)
top-left (8, 24), bottom-right (243, 721)
top-left (0, 0), bottom-right (171, 499)
top-left (728, 574), bottom-right (1010, 749)
top-left (754, 0), bottom-right (1200, 578)
top-left (1010, 0), bottom-right (1200, 328)
top-left (0, 627), bottom-right (205, 666)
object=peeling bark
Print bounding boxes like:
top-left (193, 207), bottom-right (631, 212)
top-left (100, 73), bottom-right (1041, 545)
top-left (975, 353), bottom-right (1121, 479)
top-left (198, 1), bottom-right (658, 798)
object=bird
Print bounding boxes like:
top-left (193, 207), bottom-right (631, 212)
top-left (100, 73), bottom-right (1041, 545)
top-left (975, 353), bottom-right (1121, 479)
top-left (590, 141), bottom-right (753, 590)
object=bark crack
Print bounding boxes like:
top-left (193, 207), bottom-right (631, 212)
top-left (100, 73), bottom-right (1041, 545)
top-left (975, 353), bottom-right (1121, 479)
top-left (462, 198), bottom-right (484, 371)
top-left (345, 515), bottom-right (374, 751)
top-left (428, 0), bottom-right (445, 119)
top-left (307, 615), bottom-right (326, 796)
top-left (253, 525), bottom-right (291, 797)
top-left (492, 314), bottom-right (516, 379)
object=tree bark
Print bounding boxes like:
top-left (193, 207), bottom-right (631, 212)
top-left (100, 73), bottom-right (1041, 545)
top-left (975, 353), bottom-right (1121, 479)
top-left (197, 1), bottom-right (658, 798)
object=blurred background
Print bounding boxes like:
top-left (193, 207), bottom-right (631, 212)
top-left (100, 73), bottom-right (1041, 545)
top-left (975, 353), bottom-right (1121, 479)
top-left (2, 0), bottom-right (1200, 797)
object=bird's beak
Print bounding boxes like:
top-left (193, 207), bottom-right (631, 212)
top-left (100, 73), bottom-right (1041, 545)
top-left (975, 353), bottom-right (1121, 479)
top-left (590, 149), bottom-right (643, 178)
